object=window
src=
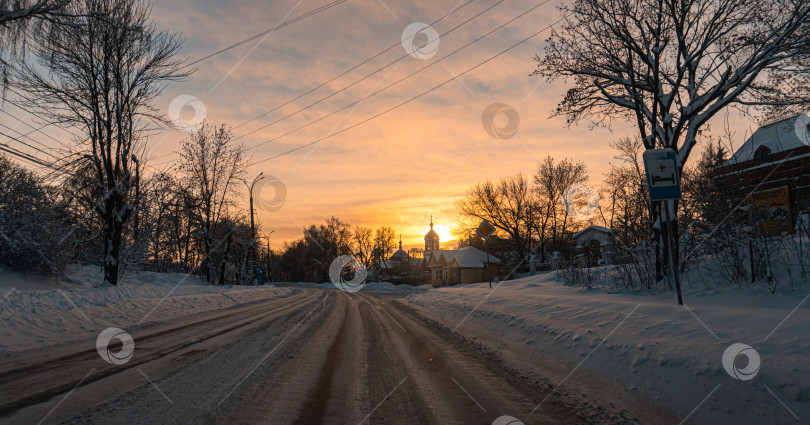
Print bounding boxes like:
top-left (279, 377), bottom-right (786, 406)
top-left (755, 145), bottom-right (771, 162)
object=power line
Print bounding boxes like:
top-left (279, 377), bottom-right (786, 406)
top-left (1, 87), bottom-right (80, 144)
top-left (0, 127), bottom-right (57, 159)
top-left (253, 14), bottom-right (566, 165)
top-left (143, 0), bottom-right (482, 168)
top-left (183, 0), bottom-right (349, 69)
top-left (245, 0), bottom-right (549, 154)
top-left (234, 0), bottom-right (502, 144)
top-left (0, 108), bottom-right (70, 149)
top-left (20, 122), bottom-right (53, 139)
top-left (231, 0), bottom-right (478, 132)
top-left (0, 141), bottom-right (54, 169)
top-left (0, 120), bottom-right (59, 158)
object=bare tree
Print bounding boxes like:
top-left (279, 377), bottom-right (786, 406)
top-left (533, 156), bottom-right (589, 253)
top-left (179, 123), bottom-right (247, 283)
top-left (374, 226), bottom-right (396, 258)
top-left (536, 0), bottom-right (810, 279)
top-left (601, 138), bottom-right (652, 249)
top-left (138, 171), bottom-right (184, 271)
top-left (352, 225), bottom-right (373, 267)
top-left (456, 174), bottom-right (535, 263)
top-left (15, 0), bottom-right (187, 285)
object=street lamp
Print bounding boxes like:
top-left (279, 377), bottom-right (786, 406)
top-left (244, 173), bottom-right (265, 282)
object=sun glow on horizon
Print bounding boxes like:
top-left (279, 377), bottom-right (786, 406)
top-left (423, 224), bottom-right (454, 243)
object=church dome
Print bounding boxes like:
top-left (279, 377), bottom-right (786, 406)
top-left (390, 248), bottom-right (409, 261)
top-left (390, 235), bottom-right (409, 261)
top-left (424, 216), bottom-right (440, 252)
top-left (425, 216), bottom-right (439, 240)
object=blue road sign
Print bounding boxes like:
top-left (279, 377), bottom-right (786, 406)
top-left (643, 148), bottom-right (682, 201)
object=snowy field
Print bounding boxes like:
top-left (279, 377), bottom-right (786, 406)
top-left (0, 266), bottom-right (296, 357)
top-left (403, 272), bottom-right (810, 424)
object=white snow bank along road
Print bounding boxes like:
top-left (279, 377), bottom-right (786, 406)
top-left (403, 273), bottom-right (810, 425)
top-left (0, 267), bottom-right (296, 356)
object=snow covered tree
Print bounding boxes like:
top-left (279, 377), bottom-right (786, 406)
top-left (0, 0), bottom-right (69, 24)
top-left (15, 0), bottom-right (187, 285)
top-left (1, 1), bottom-right (72, 89)
top-left (681, 140), bottom-right (731, 232)
top-left (0, 154), bottom-right (76, 274)
top-left (536, 0), bottom-right (810, 281)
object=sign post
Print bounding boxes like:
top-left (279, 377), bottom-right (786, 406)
top-left (476, 220), bottom-right (496, 288)
top-left (642, 148), bottom-right (684, 305)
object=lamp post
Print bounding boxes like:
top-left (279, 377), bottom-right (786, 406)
top-left (260, 230), bottom-right (274, 283)
top-left (244, 173), bottom-right (265, 282)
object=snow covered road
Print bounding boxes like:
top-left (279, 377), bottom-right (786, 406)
top-left (0, 287), bottom-right (627, 425)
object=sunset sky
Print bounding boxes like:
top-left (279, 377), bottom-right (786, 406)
top-left (3, 0), bottom-right (760, 249)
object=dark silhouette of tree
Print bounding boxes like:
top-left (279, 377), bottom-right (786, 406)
top-left (536, 0), bottom-right (810, 280)
top-left (15, 0), bottom-right (188, 285)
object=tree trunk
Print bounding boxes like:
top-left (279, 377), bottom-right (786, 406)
top-left (103, 214), bottom-right (125, 286)
top-left (203, 235), bottom-right (212, 283)
top-left (218, 224), bottom-right (234, 285)
top-left (182, 209), bottom-right (191, 271)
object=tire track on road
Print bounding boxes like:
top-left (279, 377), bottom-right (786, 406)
top-left (293, 301), bottom-right (348, 425)
top-left (0, 291), bottom-right (321, 419)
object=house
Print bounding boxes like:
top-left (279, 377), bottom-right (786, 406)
top-left (424, 246), bottom-right (501, 287)
top-left (573, 226), bottom-right (615, 266)
top-left (716, 114), bottom-right (810, 235)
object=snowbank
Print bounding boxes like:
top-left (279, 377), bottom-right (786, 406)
top-left (403, 272), bottom-right (810, 424)
top-left (0, 266), bottom-right (296, 356)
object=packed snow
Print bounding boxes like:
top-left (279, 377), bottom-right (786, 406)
top-left (283, 280), bottom-right (431, 295)
top-left (403, 272), bottom-right (810, 424)
top-left (2, 265), bottom-right (807, 423)
top-left (0, 266), bottom-right (295, 357)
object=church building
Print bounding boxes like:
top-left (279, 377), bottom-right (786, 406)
top-left (424, 216), bottom-right (440, 253)
top-left (420, 217), bottom-right (501, 287)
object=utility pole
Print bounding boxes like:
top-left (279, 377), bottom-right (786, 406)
top-left (642, 149), bottom-right (683, 305)
top-left (663, 200), bottom-right (683, 305)
top-left (244, 173), bottom-right (265, 283)
top-left (476, 220), bottom-right (496, 289)
top-left (265, 230), bottom-right (274, 283)
top-left (485, 237), bottom-right (492, 288)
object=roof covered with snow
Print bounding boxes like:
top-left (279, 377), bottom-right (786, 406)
top-left (390, 248), bottom-right (409, 260)
top-left (450, 254), bottom-right (489, 268)
top-left (426, 246), bottom-right (501, 268)
top-left (573, 225), bottom-right (614, 239)
top-left (726, 114), bottom-right (810, 164)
